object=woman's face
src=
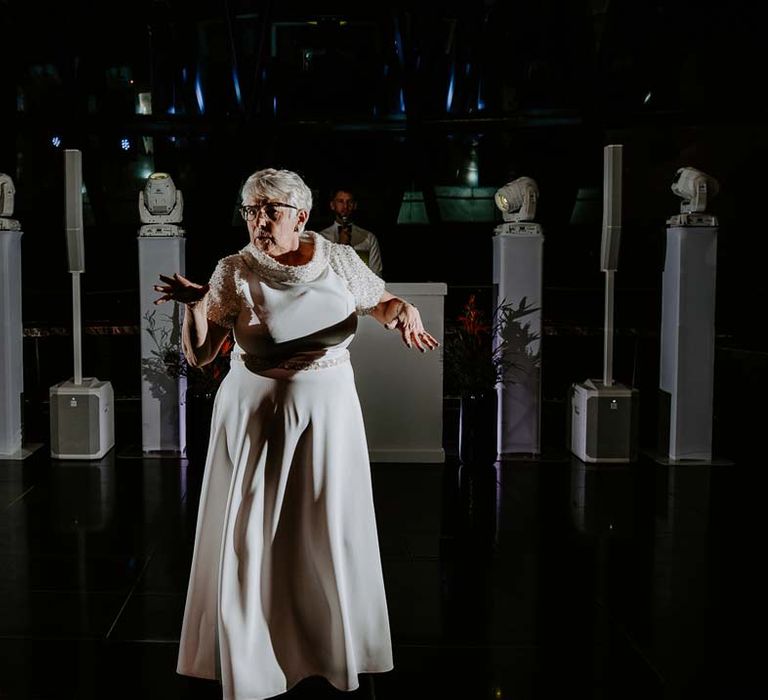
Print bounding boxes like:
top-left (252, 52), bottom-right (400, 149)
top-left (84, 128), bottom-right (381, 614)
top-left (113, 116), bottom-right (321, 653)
top-left (242, 195), bottom-right (308, 257)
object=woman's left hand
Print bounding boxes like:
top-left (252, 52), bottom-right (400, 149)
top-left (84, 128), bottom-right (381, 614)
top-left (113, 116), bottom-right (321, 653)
top-left (385, 301), bottom-right (440, 352)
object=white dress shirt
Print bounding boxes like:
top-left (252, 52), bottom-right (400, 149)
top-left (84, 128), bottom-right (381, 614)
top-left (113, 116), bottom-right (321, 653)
top-left (318, 222), bottom-right (383, 277)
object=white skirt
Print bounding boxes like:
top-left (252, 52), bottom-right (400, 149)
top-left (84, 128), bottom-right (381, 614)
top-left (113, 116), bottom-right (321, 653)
top-left (177, 357), bottom-right (394, 700)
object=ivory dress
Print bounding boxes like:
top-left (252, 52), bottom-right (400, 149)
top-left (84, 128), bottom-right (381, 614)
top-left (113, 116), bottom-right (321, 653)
top-left (177, 231), bottom-right (394, 700)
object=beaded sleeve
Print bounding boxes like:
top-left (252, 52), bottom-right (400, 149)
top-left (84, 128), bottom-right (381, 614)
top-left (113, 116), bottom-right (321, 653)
top-left (329, 243), bottom-right (386, 314)
top-left (206, 255), bottom-right (243, 329)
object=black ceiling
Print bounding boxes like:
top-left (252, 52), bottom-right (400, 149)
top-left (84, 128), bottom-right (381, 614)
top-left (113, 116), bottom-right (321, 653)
top-left (4, 0), bottom-right (765, 130)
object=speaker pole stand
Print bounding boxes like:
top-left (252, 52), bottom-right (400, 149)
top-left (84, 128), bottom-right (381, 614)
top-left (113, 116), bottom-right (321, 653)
top-left (71, 271), bottom-right (82, 385)
top-left (603, 269), bottom-right (614, 387)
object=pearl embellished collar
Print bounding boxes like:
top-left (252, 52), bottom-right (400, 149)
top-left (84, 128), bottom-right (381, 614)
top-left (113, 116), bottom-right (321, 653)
top-left (240, 231), bottom-right (330, 284)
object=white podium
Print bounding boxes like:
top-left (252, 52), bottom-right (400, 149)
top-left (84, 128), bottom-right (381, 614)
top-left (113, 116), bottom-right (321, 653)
top-left (351, 282), bottom-right (446, 462)
top-left (138, 236), bottom-right (186, 454)
top-left (492, 229), bottom-right (543, 455)
top-left (0, 229), bottom-right (24, 457)
top-left (659, 225), bottom-right (717, 461)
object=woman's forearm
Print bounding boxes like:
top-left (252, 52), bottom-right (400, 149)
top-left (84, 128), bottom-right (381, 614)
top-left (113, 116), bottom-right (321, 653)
top-left (182, 298), bottom-right (214, 367)
top-left (370, 291), bottom-right (407, 326)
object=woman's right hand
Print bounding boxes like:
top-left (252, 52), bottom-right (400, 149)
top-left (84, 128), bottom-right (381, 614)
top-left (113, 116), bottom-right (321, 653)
top-left (384, 300), bottom-right (439, 352)
top-left (153, 273), bottom-right (209, 306)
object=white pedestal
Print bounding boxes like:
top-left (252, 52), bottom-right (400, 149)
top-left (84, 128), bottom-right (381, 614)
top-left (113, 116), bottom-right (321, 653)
top-left (138, 236), bottom-right (186, 454)
top-left (492, 231), bottom-right (543, 455)
top-left (0, 229), bottom-right (24, 457)
top-left (351, 282), bottom-right (446, 462)
top-left (659, 225), bottom-right (717, 461)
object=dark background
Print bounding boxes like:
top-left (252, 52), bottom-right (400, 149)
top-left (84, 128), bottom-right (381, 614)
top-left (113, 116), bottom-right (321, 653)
top-left (2, 0), bottom-right (765, 451)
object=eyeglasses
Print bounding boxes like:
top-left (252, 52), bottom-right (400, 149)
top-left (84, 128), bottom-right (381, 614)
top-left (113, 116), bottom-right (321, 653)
top-left (239, 202), bottom-right (297, 222)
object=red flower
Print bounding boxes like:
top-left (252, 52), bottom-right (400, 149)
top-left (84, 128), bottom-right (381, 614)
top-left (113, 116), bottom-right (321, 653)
top-left (458, 294), bottom-right (491, 337)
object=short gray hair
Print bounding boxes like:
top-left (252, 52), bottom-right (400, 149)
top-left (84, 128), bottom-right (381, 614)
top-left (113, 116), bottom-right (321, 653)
top-left (241, 168), bottom-right (313, 212)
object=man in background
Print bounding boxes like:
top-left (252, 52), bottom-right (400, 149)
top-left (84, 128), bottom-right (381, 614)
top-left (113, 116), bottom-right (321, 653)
top-left (318, 188), bottom-right (383, 276)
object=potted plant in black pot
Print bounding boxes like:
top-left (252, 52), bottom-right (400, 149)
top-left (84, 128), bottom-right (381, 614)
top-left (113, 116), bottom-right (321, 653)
top-left (444, 293), bottom-right (541, 466)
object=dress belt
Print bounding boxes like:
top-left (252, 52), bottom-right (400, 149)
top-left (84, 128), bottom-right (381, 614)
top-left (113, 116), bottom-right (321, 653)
top-left (231, 349), bottom-right (350, 372)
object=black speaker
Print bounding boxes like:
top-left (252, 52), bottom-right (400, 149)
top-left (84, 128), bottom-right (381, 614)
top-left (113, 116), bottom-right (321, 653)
top-left (600, 144), bottom-right (622, 272)
top-left (64, 149), bottom-right (85, 273)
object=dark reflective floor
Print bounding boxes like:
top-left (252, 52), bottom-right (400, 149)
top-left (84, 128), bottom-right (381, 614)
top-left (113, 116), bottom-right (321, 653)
top-left (1, 398), bottom-right (766, 700)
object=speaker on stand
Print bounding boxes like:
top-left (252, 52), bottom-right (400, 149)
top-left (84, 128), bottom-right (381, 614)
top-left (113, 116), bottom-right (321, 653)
top-left (569, 145), bottom-right (639, 463)
top-left (49, 149), bottom-right (115, 460)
